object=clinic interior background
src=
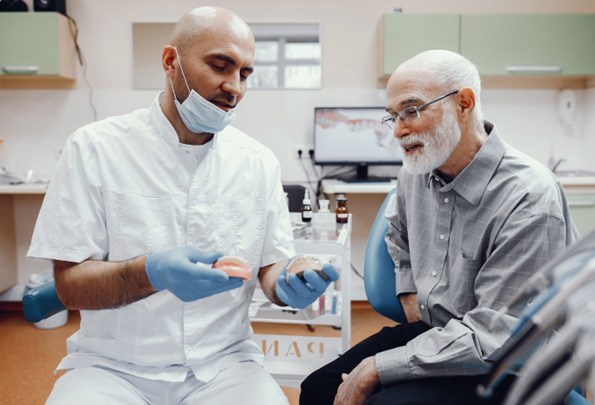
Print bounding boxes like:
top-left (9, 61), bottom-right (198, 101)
top-left (2, 0), bottom-right (595, 296)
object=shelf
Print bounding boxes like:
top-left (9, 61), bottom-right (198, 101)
top-left (251, 300), bottom-right (342, 327)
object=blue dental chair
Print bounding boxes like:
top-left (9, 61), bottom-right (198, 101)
top-left (362, 187), bottom-right (591, 405)
top-left (22, 279), bottom-right (65, 323)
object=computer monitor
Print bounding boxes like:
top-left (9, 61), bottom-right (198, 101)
top-left (313, 107), bottom-right (403, 181)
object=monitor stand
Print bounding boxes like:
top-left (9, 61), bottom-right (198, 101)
top-left (340, 164), bottom-right (395, 183)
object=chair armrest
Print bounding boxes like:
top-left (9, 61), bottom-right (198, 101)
top-left (22, 280), bottom-right (66, 323)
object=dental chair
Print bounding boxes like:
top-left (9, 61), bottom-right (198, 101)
top-left (362, 187), bottom-right (591, 405)
top-left (22, 279), bottom-right (65, 323)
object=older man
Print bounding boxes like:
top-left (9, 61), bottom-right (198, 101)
top-left (300, 50), bottom-right (577, 404)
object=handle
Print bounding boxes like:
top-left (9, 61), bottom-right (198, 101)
top-left (505, 66), bottom-right (562, 74)
top-left (2, 65), bottom-right (39, 75)
top-left (568, 200), bottom-right (595, 207)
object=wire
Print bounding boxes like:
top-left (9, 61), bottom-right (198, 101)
top-left (315, 165), bottom-right (356, 199)
top-left (66, 15), bottom-right (98, 122)
top-left (351, 263), bottom-right (364, 280)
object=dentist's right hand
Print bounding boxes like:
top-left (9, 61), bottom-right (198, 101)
top-left (145, 245), bottom-right (243, 302)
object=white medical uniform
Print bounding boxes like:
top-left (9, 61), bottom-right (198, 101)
top-left (28, 94), bottom-right (295, 404)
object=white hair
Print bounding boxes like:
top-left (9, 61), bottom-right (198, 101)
top-left (397, 50), bottom-right (484, 131)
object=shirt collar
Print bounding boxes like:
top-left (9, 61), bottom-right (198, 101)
top-left (430, 121), bottom-right (506, 206)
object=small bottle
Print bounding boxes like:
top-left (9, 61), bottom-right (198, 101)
top-left (301, 189), bottom-right (313, 222)
top-left (335, 194), bottom-right (349, 224)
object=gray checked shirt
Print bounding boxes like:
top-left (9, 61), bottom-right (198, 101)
top-left (376, 122), bottom-right (579, 384)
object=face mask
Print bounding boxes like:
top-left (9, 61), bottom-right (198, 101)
top-left (169, 49), bottom-right (236, 134)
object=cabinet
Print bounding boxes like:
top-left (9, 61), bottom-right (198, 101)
top-left (381, 13), bottom-right (595, 84)
top-left (562, 183), bottom-right (595, 236)
top-left (567, 193), bottom-right (595, 236)
top-left (0, 185), bottom-right (48, 297)
top-left (461, 14), bottom-right (595, 77)
top-left (251, 213), bottom-right (351, 387)
top-left (0, 12), bottom-right (76, 85)
top-left (381, 14), bottom-right (460, 77)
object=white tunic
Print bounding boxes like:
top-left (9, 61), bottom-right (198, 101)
top-left (28, 94), bottom-right (295, 382)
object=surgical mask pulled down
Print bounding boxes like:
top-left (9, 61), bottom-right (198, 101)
top-left (169, 48), bottom-right (236, 134)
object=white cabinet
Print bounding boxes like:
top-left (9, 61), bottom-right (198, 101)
top-left (251, 213), bottom-right (351, 387)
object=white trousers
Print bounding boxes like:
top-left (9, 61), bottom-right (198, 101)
top-left (46, 361), bottom-right (289, 405)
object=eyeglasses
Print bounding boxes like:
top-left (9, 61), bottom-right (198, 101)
top-left (381, 90), bottom-right (459, 129)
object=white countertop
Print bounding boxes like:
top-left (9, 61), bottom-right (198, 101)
top-left (557, 176), bottom-right (595, 187)
top-left (0, 176), bottom-right (593, 196)
top-left (322, 176), bottom-right (595, 195)
top-left (0, 184), bottom-right (48, 194)
top-left (321, 179), bottom-right (397, 194)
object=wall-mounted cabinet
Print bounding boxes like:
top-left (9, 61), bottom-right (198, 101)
top-left (0, 12), bottom-right (76, 87)
top-left (381, 13), bottom-right (595, 87)
top-left (461, 14), bottom-right (595, 77)
top-left (380, 14), bottom-right (460, 78)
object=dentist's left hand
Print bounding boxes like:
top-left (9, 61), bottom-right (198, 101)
top-left (145, 245), bottom-right (243, 302)
top-left (276, 261), bottom-right (340, 309)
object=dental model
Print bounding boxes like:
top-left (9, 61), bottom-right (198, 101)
top-left (286, 256), bottom-right (329, 281)
top-left (212, 256), bottom-right (252, 280)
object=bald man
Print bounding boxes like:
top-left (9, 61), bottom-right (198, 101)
top-left (300, 50), bottom-right (577, 404)
top-left (29, 7), bottom-right (338, 404)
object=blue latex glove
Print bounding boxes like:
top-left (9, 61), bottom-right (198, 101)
top-left (276, 261), bottom-right (340, 309)
top-left (145, 245), bottom-right (243, 302)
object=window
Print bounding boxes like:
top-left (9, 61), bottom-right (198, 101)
top-left (248, 23), bottom-right (321, 89)
top-left (132, 22), bottom-right (321, 90)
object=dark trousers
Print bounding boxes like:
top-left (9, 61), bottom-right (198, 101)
top-left (299, 321), bottom-right (518, 405)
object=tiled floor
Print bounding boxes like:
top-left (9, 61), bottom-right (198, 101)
top-left (0, 302), bottom-right (393, 405)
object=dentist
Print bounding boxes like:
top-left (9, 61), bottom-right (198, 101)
top-left (29, 6), bottom-right (337, 405)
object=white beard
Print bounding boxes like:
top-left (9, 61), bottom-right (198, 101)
top-left (401, 113), bottom-right (461, 175)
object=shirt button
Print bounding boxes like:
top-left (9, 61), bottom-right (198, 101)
top-left (443, 197), bottom-right (450, 203)
top-left (431, 271), bottom-right (437, 277)
top-left (439, 234), bottom-right (445, 240)
top-left (420, 304), bottom-right (425, 310)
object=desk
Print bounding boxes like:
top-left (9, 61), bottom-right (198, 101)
top-left (0, 184), bottom-right (48, 295)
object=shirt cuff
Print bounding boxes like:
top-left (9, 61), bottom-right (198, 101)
top-left (396, 268), bottom-right (416, 294)
top-left (375, 346), bottom-right (411, 385)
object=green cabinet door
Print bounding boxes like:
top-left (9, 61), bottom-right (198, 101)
top-left (382, 14), bottom-right (460, 77)
top-left (567, 193), bottom-right (595, 236)
top-left (461, 14), bottom-right (595, 76)
top-left (0, 12), bottom-right (73, 77)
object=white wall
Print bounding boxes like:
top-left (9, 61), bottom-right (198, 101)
top-left (2, 0), bottom-right (595, 293)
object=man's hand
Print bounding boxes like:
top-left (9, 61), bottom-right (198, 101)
top-left (334, 357), bottom-right (380, 405)
top-left (400, 292), bottom-right (422, 323)
top-left (275, 260), bottom-right (339, 309)
top-left (145, 245), bottom-right (243, 302)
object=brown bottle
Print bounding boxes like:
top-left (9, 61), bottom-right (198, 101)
top-left (335, 194), bottom-right (349, 223)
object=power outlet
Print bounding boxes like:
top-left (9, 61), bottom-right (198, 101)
top-left (295, 144), bottom-right (314, 159)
